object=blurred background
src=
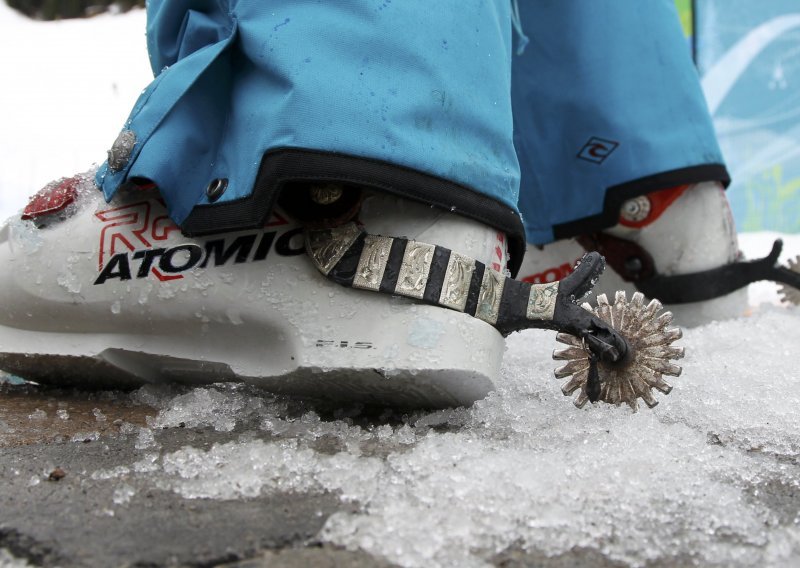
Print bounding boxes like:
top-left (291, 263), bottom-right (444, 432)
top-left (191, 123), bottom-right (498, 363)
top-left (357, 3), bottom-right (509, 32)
top-left (0, 0), bottom-right (798, 235)
top-left (678, 0), bottom-right (800, 233)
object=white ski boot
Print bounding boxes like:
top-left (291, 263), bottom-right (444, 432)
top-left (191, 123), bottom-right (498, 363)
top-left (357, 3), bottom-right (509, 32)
top-left (0, 172), bottom-right (508, 408)
top-left (518, 182), bottom-right (747, 327)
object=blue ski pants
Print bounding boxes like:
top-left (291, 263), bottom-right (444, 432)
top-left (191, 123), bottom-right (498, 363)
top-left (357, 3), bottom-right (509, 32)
top-left (96, 0), bottom-right (727, 275)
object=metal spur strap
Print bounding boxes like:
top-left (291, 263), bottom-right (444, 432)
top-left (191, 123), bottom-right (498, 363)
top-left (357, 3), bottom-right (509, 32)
top-left (582, 233), bottom-right (800, 306)
top-left (637, 239), bottom-right (800, 304)
top-left (304, 223), bottom-right (686, 410)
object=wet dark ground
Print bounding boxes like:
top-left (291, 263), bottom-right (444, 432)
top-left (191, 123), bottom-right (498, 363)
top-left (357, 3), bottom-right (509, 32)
top-left (3, 380), bottom-right (799, 568)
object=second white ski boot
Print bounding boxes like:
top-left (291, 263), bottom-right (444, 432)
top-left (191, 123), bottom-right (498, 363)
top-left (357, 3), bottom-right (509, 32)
top-left (518, 182), bottom-right (749, 327)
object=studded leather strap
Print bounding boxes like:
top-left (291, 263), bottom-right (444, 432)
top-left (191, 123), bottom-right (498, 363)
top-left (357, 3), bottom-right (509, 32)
top-left (304, 223), bottom-right (560, 336)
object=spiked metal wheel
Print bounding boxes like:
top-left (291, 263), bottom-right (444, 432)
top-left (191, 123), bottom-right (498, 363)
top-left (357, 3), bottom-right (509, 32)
top-left (553, 291), bottom-right (684, 410)
top-left (779, 256), bottom-right (800, 305)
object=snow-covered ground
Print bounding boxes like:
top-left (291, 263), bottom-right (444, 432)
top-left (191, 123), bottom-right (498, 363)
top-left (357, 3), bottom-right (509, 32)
top-left (1, 4), bottom-right (799, 567)
top-left (107, 315), bottom-right (800, 568)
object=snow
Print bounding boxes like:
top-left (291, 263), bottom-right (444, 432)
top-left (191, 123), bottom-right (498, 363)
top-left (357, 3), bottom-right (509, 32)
top-left (0, 2), bottom-right (149, 221)
top-left (1, 4), bottom-right (800, 568)
top-left (0, 548), bottom-right (34, 568)
top-left (98, 311), bottom-right (800, 568)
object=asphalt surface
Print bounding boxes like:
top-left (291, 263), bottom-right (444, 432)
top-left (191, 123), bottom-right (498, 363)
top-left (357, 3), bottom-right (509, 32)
top-left (3, 379), bottom-right (799, 568)
top-left (0, 383), bottom-right (390, 568)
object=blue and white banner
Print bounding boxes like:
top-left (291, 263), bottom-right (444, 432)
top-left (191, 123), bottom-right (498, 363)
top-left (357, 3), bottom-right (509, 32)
top-left (696, 0), bottom-right (800, 233)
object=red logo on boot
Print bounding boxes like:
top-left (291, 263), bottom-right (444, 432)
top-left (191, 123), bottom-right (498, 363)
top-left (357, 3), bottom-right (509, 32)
top-left (96, 201), bottom-right (182, 281)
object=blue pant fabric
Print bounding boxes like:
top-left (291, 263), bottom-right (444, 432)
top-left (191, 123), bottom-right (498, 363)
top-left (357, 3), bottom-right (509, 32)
top-left (96, 0), bottom-right (727, 270)
top-left (511, 0), bottom-right (727, 245)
